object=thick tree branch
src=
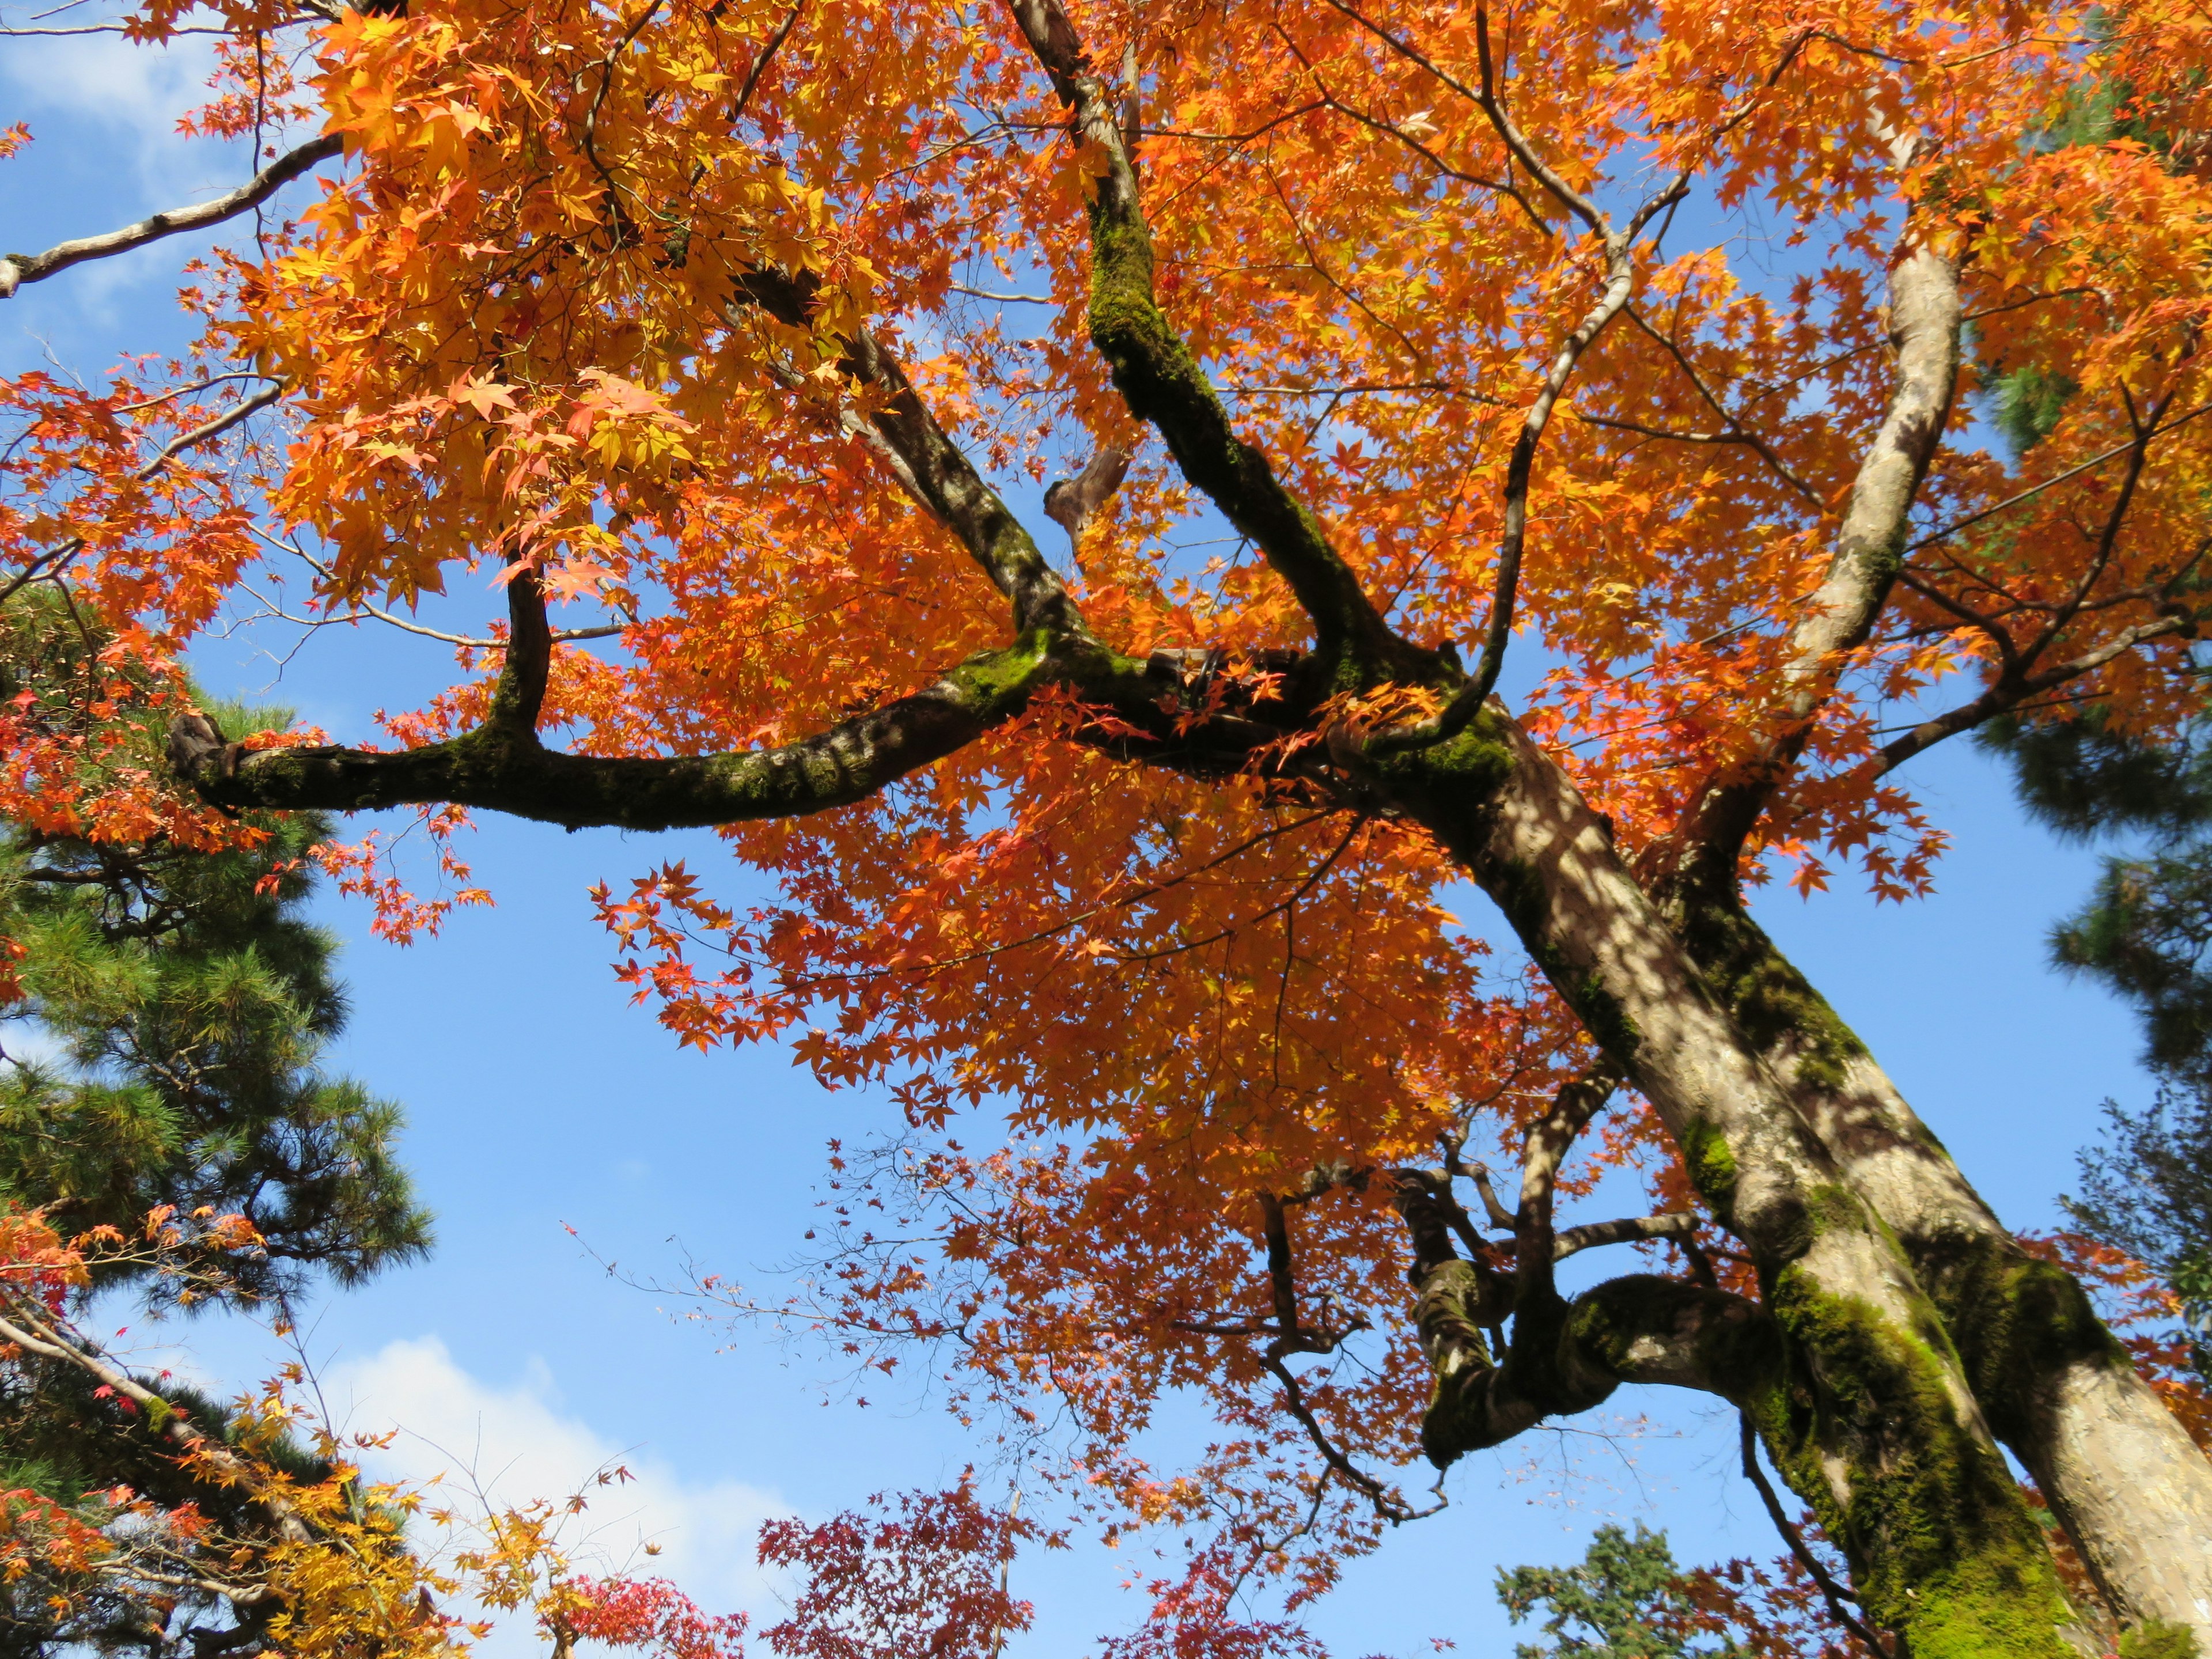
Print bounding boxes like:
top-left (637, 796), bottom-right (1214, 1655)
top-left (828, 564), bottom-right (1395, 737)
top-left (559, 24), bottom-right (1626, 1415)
top-left (0, 134), bottom-right (342, 298)
top-left (1664, 180), bottom-right (1961, 884)
top-left (168, 642), bottom-right (1056, 828)
top-left (997, 0), bottom-right (1416, 675)
top-left (1551, 1211), bottom-right (1698, 1260)
top-left (165, 639), bottom-right (1293, 828)
top-left (488, 559), bottom-right (553, 732)
top-left (733, 270), bottom-right (1090, 642)
top-left (1402, 1238), bottom-right (1779, 1467)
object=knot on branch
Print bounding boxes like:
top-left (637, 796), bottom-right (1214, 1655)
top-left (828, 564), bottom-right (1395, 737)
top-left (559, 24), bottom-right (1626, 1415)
top-left (168, 710), bottom-right (243, 784)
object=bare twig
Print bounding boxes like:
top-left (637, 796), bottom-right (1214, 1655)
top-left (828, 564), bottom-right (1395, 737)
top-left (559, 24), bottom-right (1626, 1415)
top-left (1902, 401), bottom-right (2212, 555)
top-left (1, 381), bottom-right (289, 608)
top-left (1740, 1416), bottom-right (1892, 1656)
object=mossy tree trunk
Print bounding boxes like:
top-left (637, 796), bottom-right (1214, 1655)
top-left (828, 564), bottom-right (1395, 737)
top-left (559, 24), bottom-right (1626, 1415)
top-left (1379, 716), bottom-right (2085, 1659)
top-left (1654, 871), bottom-right (2212, 1645)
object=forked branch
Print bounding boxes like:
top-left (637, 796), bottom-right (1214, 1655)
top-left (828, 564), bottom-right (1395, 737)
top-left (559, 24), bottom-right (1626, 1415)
top-left (998, 0), bottom-right (1417, 676)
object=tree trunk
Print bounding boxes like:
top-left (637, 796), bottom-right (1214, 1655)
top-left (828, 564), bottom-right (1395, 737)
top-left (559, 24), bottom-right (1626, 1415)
top-left (1380, 711), bottom-right (2083, 1659)
top-left (1665, 885), bottom-right (2212, 1646)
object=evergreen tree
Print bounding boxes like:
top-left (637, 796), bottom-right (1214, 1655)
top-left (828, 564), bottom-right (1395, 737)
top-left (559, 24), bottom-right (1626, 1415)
top-left (0, 593), bottom-right (426, 1654)
top-left (1986, 711), bottom-right (2212, 1367)
top-left (1496, 1526), bottom-right (1738, 1659)
top-left (0, 593), bottom-right (429, 1300)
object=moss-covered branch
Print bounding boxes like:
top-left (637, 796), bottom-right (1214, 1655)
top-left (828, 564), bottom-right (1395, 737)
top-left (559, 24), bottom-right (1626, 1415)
top-left (170, 639), bottom-right (1059, 830)
top-left (732, 268), bottom-right (1090, 642)
top-left (166, 637), bottom-right (1305, 829)
top-left (1404, 1231), bottom-right (1782, 1467)
top-left (996, 0), bottom-right (1418, 680)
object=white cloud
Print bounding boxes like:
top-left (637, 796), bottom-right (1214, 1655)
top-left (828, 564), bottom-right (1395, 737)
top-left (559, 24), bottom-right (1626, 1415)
top-left (0, 1016), bottom-right (71, 1070)
top-left (324, 1337), bottom-right (791, 1649)
top-left (0, 31), bottom-right (225, 198)
top-left (0, 26), bottom-right (310, 322)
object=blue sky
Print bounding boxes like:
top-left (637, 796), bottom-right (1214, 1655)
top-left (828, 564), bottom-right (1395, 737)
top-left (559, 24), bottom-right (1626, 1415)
top-left (0, 20), bottom-right (2164, 1657)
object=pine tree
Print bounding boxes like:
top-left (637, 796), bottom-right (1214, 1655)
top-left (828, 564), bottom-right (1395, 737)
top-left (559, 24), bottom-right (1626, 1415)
top-left (0, 593), bottom-right (429, 1300)
top-left (1497, 1527), bottom-right (1739, 1659)
top-left (1986, 712), bottom-right (2212, 1370)
top-left (0, 593), bottom-right (429, 1654)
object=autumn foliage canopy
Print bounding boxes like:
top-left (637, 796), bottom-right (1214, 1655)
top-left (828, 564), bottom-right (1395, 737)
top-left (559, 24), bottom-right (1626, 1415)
top-left (7, 0), bottom-right (2212, 1650)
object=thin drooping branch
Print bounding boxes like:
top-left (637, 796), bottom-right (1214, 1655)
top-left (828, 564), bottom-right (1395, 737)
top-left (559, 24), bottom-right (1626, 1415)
top-left (249, 528), bottom-right (626, 649)
top-left (1250, 1190), bottom-right (1437, 1523)
top-left (1739, 1417), bottom-right (1893, 1657)
top-left (0, 1290), bottom-right (312, 1548)
top-left (1, 381), bottom-right (289, 609)
top-left (0, 134), bottom-right (343, 298)
top-left (997, 0), bottom-right (1418, 676)
top-left (1259, 1350), bottom-right (1438, 1522)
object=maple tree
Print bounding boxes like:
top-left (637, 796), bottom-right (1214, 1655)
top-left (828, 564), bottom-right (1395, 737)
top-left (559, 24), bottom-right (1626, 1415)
top-left (9, 0), bottom-right (2212, 1650)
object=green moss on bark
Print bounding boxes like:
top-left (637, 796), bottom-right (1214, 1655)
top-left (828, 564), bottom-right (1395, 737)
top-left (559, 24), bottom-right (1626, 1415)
top-left (2120, 1622), bottom-right (2202, 1659)
top-left (1911, 1233), bottom-right (2129, 1443)
top-left (1762, 1266), bottom-right (2077, 1659)
top-left (1679, 1119), bottom-right (1740, 1217)
top-left (1672, 890), bottom-right (1866, 1092)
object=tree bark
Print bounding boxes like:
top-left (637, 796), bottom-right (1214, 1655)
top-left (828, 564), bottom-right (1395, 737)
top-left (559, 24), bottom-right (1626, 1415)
top-left (1376, 711), bottom-right (2083, 1659)
top-left (1664, 888), bottom-right (2212, 1646)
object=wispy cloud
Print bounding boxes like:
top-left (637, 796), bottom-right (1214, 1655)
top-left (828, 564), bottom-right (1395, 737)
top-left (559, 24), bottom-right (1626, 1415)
top-left (0, 29), bottom-right (226, 199)
top-left (324, 1337), bottom-right (791, 1649)
top-left (0, 26), bottom-right (293, 326)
